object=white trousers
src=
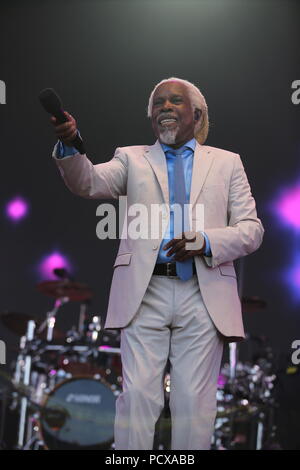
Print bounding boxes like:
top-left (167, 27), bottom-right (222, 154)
top-left (114, 274), bottom-right (224, 450)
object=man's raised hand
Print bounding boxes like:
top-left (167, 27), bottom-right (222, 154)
top-left (51, 111), bottom-right (78, 146)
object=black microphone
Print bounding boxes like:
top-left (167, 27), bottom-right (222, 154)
top-left (39, 87), bottom-right (85, 154)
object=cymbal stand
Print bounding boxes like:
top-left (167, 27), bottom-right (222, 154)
top-left (37, 296), bottom-right (68, 341)
top-left (78, 301), bottom-right (89, 338)
top-left (16, 319), bottom-right (35, 449)
top-left (228, 258), bottom-right (245, 383)
top-left (229, 343), bottom-right (237, 381)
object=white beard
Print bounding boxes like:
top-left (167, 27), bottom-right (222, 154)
top-left (159, 127), bottom-right (179, 145)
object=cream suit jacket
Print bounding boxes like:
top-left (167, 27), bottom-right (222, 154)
top-left (53, 140), bottom-right (264, 341)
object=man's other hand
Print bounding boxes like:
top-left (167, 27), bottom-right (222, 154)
top-left (163, 231), bottom-right (206, 262)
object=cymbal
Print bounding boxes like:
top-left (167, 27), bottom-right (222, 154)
top-left (242, 296), bottom-right (267, 312)
top-left (0, 312), bottom-right (37, 337)
top-left (36, 280), bottom-right (93, 302)
top-left (0, 311), bottom-right (64, 340)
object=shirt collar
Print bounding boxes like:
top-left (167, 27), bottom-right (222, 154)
top-left (161, 137), bottom-right (196, 155)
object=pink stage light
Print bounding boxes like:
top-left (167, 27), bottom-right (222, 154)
top-left (6, 197), bottom-right (29, 221)
top-left (38, 252), bottom-right (72, 280)
top-left (274, 183), bottom-right (300, 230)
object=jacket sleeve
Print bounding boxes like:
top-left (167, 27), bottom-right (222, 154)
top-left (52, 147), bottom-right (128, 199)
top-left (203, 154), bottom-right (264, 267)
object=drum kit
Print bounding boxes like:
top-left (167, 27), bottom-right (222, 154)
top-left (212, 297), bottom-right (279, 450)
top-left (0, 270), bottom-right (279, 450)
top-left (154, 297), bottom-right (279, 451)
top-left (0, 272), bottom-right (122, 450)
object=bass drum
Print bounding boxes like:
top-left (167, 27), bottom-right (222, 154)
top-left (39, 376), bottom-right (118, 450)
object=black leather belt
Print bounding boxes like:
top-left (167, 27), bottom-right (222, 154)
top-left (153, 262), bottom-right (196, 277)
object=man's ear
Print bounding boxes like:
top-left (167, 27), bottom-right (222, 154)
top-left (194, 109), bottom-right (201, 121)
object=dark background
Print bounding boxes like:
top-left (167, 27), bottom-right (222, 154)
top-left (0, 0), bottom-right (300, 440)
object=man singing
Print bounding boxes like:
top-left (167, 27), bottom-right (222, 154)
top-left (51, 77), bottom-right (264, 450)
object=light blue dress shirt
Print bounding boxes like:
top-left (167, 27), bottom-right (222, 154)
top-left (54, 137), bottom-right (212, 260)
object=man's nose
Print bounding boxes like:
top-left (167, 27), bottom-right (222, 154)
top-left (161, 101), bottom-right (173, 112)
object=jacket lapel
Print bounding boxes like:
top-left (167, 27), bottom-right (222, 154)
top-left (144, 140), bottom-right (169, 205)
top-left (190, 142), bottom-right (215, 208)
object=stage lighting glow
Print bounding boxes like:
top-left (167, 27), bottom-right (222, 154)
top-left (38, 252), bottom-right (71, 280)
top-left (286, 261), bottom-right (300, 300)
top-left (6, 197), bottom-right (29, 221)
top-left (275, 183), bottom-right (300, 230)
top-left (291, 265), bottom-right (300, 288)
top-left (217, 374), bottom-right (226, 387)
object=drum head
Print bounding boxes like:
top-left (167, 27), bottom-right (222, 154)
top-left (40, 377), bottom-right (116, 450)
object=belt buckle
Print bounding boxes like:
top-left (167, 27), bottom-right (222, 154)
top-left (166, 262), bottom-right (172, 276)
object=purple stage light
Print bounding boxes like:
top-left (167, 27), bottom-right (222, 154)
top-left (285, 260), bottom-right (300, 301)
top-left (290, 265), bottom-right (300, 288)
top-left (217, 374), bottom-right (227, 387)
top-left (6, 197), bottom-right (29, 221)
top-left (274, 183), bottom-right (300, 230)
top-left (38, 252), bottom-right (72, 280)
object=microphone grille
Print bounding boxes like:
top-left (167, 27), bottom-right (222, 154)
top-left (39, 88), bottom-right (62, 114)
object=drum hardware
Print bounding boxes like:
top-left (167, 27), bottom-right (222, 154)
top-left (85, 315), bottom-right (102, 343)
top-left (36, 276), bottom-right (94, 343)
top-left (213, 348), bottom-right (278, 450)
top-left (78, 302), bottom-right (89, 337)
top-left (65, 326), bottom-right (82, 344)
top-left (41, 269), bottom-right (94, 343)
top-left (212, 265), bottom-right (276, 453)
top-left (37, 297), bottom-right (69, 342)
top-left (227, 296), bottom-right (267, 383)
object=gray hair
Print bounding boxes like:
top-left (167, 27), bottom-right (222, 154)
top-left (147, 77), bottom-right (209, 145)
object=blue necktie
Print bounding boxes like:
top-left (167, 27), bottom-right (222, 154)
top-left (171, 149), bottom-right (194, 281)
